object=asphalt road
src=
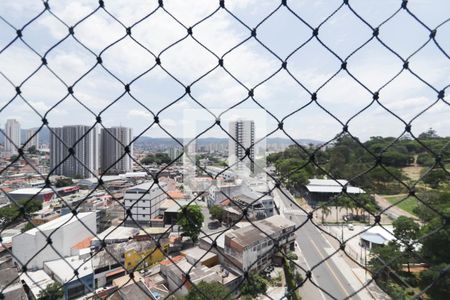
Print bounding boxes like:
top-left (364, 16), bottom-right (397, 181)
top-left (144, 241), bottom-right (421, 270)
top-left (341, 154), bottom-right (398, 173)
top-left (277, 188), bottom-right (362, 300)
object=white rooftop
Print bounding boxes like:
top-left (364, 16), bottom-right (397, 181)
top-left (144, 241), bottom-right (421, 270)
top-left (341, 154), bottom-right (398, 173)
top-left (93, 226), bottom-right (139, 242)
top-left (44, 255), bottom-right (93, 283)
top-left (25, 212), bottom-right (94, 236)
top-left (79, 176), bottom-right (123, 184)
top-left (180, 246), bottom-right (218, 265)
top-left (9, 188), bottom-right (54, 195)
top-left (360, 226), bottom-right (396, 245)
top-left (126, 181), bottom-right (167, 192)
top-left (306, 179), bottom-right (364, 194)
top-left (308, 179), bottom-right (348, 186)
top-left (119, 172), bottom-right (147, 178)
top-left (20, 270), bottom-right (55, 299)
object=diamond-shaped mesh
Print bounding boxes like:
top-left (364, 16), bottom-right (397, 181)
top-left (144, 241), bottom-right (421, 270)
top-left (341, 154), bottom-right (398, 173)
top-left (0, 1), bottom-right (449, 300)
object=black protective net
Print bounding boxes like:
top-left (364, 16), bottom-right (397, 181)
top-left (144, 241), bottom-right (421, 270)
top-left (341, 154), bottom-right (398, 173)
top-left (0, 0), bottom-right (449, 300)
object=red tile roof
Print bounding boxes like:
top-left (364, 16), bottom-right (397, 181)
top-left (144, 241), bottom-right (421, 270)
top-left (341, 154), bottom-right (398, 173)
top-left (71, 236), bottom-right (93, 250)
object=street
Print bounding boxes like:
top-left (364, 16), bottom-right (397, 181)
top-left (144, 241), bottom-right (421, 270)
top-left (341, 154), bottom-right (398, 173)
top-left (275, 187), bottom-right (369, 300)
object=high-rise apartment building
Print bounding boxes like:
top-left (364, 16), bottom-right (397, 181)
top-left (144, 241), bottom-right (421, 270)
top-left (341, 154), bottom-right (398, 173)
top-left (228, 119), bottom-right (255, 173)
top-left (24, 128), bottom-right (39, 149)
top-left (50, 125), bottom-right (98, 178)
top-left (100, 127), bottom-right (133, 174)
top-left (4, 119), bottom-right (21, 154)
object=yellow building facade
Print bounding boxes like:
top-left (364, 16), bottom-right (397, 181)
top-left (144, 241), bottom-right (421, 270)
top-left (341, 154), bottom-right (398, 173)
top-left (124, 241), bottom-right (169, 271)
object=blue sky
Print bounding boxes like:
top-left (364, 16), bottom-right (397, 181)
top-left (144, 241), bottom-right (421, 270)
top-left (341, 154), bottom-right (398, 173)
top-left (0, 0), bottom-right (449, 142)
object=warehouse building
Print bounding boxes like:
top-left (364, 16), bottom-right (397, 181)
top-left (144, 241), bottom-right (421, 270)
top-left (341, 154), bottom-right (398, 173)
top-left (12, 212), bottom-right (96, 270)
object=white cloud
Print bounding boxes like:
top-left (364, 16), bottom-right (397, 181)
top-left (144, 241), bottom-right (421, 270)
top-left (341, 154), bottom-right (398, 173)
top-left (0, 0), bottom-right (449, 140)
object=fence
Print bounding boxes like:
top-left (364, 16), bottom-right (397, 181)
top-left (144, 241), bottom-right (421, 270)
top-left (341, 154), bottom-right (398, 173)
top-left (0, 1), bottom-right (449, 300)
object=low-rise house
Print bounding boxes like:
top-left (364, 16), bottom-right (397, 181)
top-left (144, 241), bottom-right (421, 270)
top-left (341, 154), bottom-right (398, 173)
top-left (180, 246), bottom-right (219, 268)
top-left (1, 268), bottom-right (27, 300)
top-left (209, 182), bottom-right (275, 220)
top-left (162, 200), bottom-right (191, 225)
top-left (224, 215), bottom-right (296, 272)
top-left (91, 246), bottom-right (126, 288)
top-left (135, 227), bottom-right (170, 241)
top-left (20, 270), bottom-right (55, 300)
top-left (108, 272), bottom-right (155, 300)
top-left (91, 226), bottom-right (139, 248)
top-left (160, 256), bottom-right (239, 296)
top-left (43, 255), bottom-right (94, 300)
top-left (124, 239), bottom-right (169, 271)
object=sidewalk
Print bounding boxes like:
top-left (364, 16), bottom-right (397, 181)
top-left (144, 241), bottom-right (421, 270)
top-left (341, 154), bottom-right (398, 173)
top-left (323, 226), bottom-right (390, 300)
top-left (273, 187), bottom-right (384, 300)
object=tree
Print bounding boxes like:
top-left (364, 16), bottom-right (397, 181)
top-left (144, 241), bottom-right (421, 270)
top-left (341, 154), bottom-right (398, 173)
top-left (369, 242), bottom-right (404, 282)
top-left (240, 273), bottom-right (268, 297)
top-left (321, 205), bottom-right (331, 224)
top-left (28, 145), bottom-right (38, 154)
top-left (209, 205), bottom-right (225, 223)
top-left (381, 151), bottom-right (413, 167)
top-left (0, 199), bottom-right (42, 224)
top-left (185, 281), bottom-right (232, 300)
top-left (417, 153), bottom-right (434, 167)
top-left (9, 154), bottom-right (18, 162)
top-left (177, 205), bottom-right (204, 243)
top-left (54, 177), bottom-right (74, 188)
top-left (413, 191), bottom-right (449, 222)
top-left (419, 263), bottom-right (450, 299)
top-left (420, 217), bottom-right (450, 265)
top-left (393, 216), bottom-right (420, 273)
top-left (38, 282), bottom-right (64, 300)
top-left (141, 153), bottom-right (171, 165)
top-left (22, 222), bottom-right (35, 233)
top-left (393, 216), bottom-right (420, 244)
top-left (421, 168), bottom-right (448, 189)
top-left (418, 128), bottom-right (439, 139)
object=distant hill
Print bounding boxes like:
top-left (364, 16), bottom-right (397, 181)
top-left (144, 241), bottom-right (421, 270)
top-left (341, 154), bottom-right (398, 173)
top-left (1, 128), bottom-right (322, 148)
top-left (135, 136), bottom-right (323, 147)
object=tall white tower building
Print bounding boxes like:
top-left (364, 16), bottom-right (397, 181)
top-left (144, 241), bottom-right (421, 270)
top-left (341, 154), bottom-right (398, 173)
top-left (100, 127), bottom-right (133, 174)
top-left (4, 119), bottom-right (21, 154)
top-left (50, 125), bottom-right (98, 178)
top-left (228, 119), bottom-right (255, 174)
top-left (24, 128), bottom-right (39, 149)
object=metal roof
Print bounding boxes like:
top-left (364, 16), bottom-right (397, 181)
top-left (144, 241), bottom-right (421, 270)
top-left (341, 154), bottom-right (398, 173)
top-left (306, 178), bottom-right (364, 194)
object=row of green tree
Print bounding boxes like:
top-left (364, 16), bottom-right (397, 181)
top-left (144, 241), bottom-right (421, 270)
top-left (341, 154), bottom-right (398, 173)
top-left (140, 153), bottom-right (171, 165)
top-left (0, 199), bottom-right (42, 225)
top-left (369, 190), bottom-right (449, 299)
top-left (177, 273), bottom-right (269, 300)
top-left (267, 130), bottom-right (449, 194)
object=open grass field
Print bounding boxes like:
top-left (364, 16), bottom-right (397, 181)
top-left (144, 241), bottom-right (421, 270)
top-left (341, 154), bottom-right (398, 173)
top-left (383, 194), bottom-right (418, 215)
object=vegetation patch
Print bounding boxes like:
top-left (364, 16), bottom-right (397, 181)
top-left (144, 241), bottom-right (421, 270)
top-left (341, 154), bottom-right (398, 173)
top-left (384, 195), bottom-right (418, 215)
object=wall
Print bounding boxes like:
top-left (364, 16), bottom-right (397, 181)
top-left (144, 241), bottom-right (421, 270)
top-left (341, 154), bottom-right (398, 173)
top-left (12, 213), bottom-right (96, 270)
top-left (124, 242), bottom-right (169, 271)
